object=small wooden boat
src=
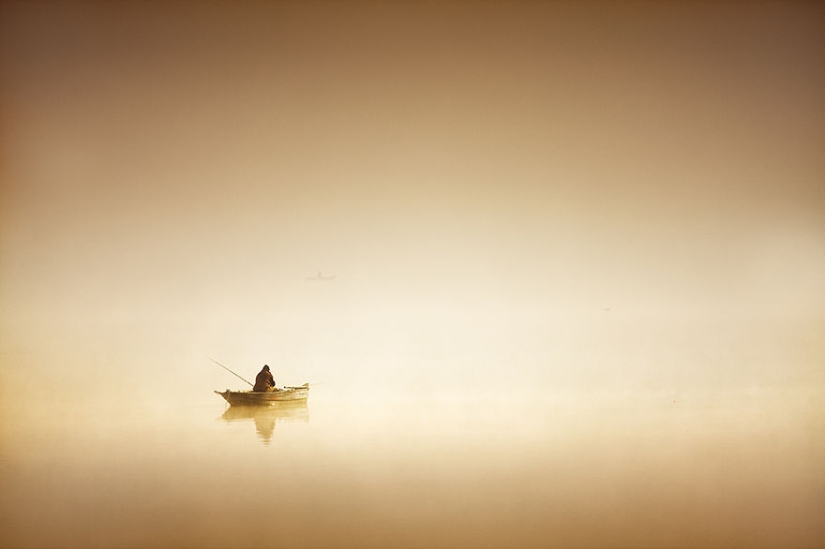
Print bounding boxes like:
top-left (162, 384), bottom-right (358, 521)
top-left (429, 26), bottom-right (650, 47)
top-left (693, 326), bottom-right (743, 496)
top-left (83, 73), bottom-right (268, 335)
top-left (215, 383), bottom-right (310, 406)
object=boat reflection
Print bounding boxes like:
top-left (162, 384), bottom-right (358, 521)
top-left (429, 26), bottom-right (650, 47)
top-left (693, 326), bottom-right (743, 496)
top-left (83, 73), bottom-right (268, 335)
top-left (220, 401), bottom-right (309, 445)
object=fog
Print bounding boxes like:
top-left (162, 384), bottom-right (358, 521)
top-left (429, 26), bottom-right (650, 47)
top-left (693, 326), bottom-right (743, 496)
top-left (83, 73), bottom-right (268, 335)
top-left (1, 2), bottom-right (824, 548)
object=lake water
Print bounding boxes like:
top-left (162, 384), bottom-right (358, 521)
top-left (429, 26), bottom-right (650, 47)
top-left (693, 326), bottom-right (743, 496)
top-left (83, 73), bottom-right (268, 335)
top-left (1, 317), bottom-right (823, 548)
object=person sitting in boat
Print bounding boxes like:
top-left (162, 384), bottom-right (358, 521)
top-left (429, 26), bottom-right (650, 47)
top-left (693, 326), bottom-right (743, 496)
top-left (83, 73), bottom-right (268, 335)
top-left (253, 364), bottom-right (276, 392)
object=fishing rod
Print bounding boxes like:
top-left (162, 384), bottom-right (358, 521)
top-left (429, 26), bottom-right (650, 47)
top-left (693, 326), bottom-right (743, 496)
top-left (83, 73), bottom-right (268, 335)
top-left (209, 357), bottom-right (253, 387)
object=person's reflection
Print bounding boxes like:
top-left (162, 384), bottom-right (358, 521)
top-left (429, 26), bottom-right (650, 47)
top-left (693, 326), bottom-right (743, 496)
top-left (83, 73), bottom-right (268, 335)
top-left (221, 402), bottom-right (309, 445)
top-left (253, 411), bottom-right (277, 444)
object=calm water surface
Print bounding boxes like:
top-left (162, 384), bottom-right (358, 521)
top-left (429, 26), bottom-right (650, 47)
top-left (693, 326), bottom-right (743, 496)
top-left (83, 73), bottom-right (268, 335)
top-left (1, 383), bottom-right (823, 548)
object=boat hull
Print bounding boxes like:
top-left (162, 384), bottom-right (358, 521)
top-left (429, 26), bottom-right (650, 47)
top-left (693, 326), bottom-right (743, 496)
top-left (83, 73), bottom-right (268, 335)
top-left (215, 384), bottom-right (310, 406)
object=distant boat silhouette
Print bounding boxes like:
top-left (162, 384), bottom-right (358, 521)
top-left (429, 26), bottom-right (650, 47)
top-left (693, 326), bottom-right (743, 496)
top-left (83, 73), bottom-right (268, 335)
top-left (305, 271), bottom-right (336, 282)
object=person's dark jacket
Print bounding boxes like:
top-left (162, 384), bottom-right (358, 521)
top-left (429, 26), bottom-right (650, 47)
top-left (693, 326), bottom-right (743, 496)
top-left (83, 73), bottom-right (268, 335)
top-left (253, 367), bottom-right (275, 392)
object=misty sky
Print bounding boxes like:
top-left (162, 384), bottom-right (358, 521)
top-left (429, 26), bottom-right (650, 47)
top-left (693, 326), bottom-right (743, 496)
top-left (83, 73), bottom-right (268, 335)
top-left (1, 1), bottom-right (824, 330)
top-left (2, 9), bottom-right (823, 548)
